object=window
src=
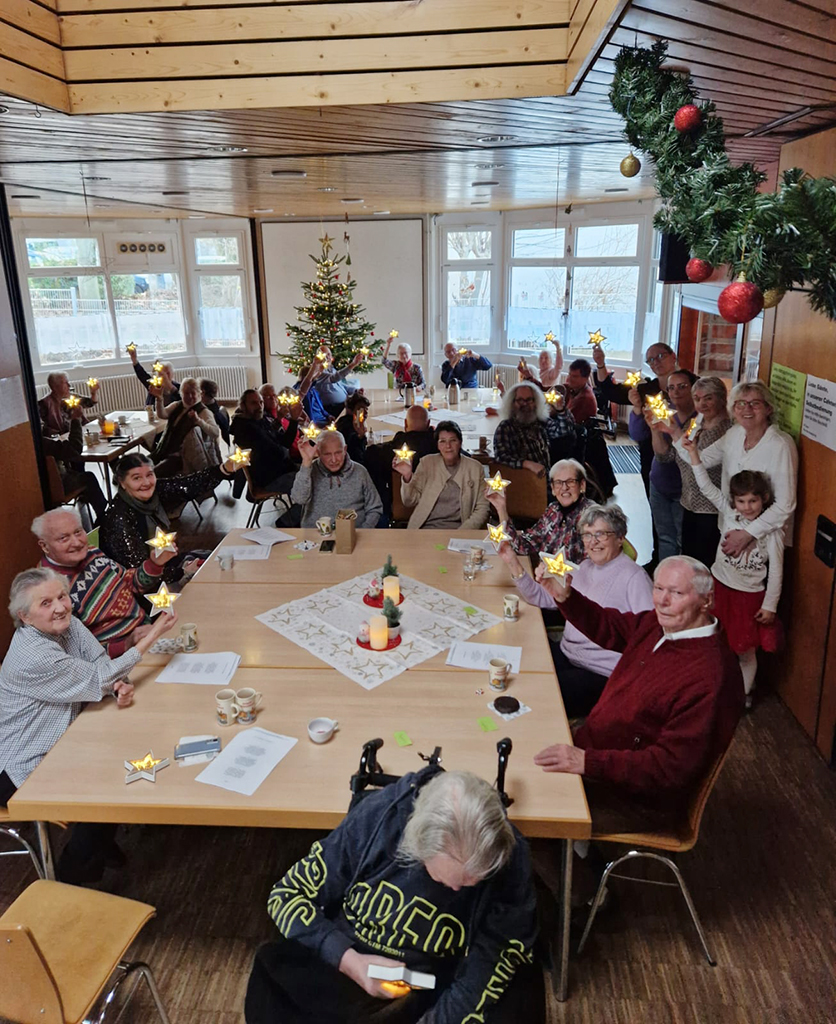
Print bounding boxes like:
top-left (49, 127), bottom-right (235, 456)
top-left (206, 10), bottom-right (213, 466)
top-left (28, 274), bottom-right (114, 365)
top-left (111, 273), bottom-right (186, 353)
top-left (441, 226), bottom-right (497, 348)
top-left (191, 234), bottom-right (248, 349)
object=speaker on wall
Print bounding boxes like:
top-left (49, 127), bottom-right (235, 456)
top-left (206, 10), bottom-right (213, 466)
top-left (658, 233), bottom-right (690, 284)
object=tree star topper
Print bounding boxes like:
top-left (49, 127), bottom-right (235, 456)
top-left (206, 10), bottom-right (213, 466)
top-left (624, 371), bottom-right (643, 387)
top-left (229, 445), bottom-right (252, 468)
top-left (487, 471), bottom-right (511, 494)
top-left (588, 328), bottom-right (607, 347)
top-left (145, 526), bottom-right (177, 555)
top-left (148, 582), bottom-right (180, 616)
top-left (394, 444), bottom-right (415, 463)
top-left (125, 751), bottom-right (170, 784)
top-left (487, 522), bottom-right (512, 548)
top-left (540, 549), bottom-right (577, 578)
top-left (319, 232), bottom-right (334, 254)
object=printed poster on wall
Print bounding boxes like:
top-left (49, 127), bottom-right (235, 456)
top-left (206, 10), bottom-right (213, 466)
top-left (769, 363), bottom-right (807, 441)
top-left (801, 374), bottom-right (836, 452)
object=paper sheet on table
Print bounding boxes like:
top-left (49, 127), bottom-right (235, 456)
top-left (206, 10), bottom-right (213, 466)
top-left (155, 651), bottom-right (241, 685)
top-left (194, 727), bottom-right (297, 796)
top-left (216, 544), bottom-right (271, 561)
top-left (241, 527), bottom-right (296, 546)
top-left (447, 538), bottom-right (495, 555)
top-left (445, 641), bottom-right (522, 673)
top-left (372, 412), bottom-right (410, 427)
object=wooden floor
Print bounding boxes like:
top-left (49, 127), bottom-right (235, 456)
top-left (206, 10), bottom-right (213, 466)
top-left (3, 488), bottom-right (835, 1023)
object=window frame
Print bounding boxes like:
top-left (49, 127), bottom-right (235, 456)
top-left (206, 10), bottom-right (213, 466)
top-left (438, 215), bottom-right (502, 351)
top-left (184, 226), bottom-right (254, 355)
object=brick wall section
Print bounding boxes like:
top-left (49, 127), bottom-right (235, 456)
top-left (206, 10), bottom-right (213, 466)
top-left (698, 314), bottom-right (737, 374)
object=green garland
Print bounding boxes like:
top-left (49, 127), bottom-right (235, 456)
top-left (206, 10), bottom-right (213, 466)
top-left (610, 41), bottom-right (836, 319)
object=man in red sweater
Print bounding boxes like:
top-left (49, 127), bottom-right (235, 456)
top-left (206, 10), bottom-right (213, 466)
top-left (534, 555), bottom-right (744, 833)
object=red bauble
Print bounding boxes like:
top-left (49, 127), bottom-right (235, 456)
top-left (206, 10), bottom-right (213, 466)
top-left (674, 104), bottom-right (702, 132)
top-left (718, 280), bottom-right (764, 324)
top-left (686, 258), bottom-right (713, 283)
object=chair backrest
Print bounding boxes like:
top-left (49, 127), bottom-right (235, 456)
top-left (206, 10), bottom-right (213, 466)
top-left (683, 745), bottom-right (733, 849)
top-left (622, 538), bottom-right (638, 561)
top-left (44, 456), bottom-right (65, 506)
top-left (390, 470), bottom-right (413, 524)
top-left (488, 462), bottom-right (547, 521)
top-left (0, 924), bottom-right (64, 1024)
top-left (242, 463), bottom-right (258, 500)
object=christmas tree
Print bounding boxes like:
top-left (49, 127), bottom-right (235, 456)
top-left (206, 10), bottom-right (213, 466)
top-left (284, 233), bottom-right (382, 375)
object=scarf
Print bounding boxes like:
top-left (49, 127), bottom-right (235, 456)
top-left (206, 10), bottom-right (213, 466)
top-left (395, 361), bottom-right (414, 386)
top-left (116, 487), bottom-right (171, 538)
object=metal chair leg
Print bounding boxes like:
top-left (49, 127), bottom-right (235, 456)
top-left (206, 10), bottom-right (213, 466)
top-left (0, 825), bottom-right (45, 879)
top-left (662, 855), bottom-right (716, 966)
top-left (253, 500), bottom-right (265, 527)
top-left (576, 854), bottom-right (621, 955)
top-left (92, 960), bottom-right (171, 1024)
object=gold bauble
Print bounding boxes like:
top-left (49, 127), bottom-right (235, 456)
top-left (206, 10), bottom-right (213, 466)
top-left (762, 288), bottom-right (785, 309)
top-left (620, 152), bottom-right (641, 178)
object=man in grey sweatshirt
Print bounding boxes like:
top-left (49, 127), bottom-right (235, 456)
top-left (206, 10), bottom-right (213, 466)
top-left (291, 430), bottom-right (383, 529)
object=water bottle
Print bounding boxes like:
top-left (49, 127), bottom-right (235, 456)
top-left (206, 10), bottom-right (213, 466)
top-left (448, 380), bottom-right (460, 408)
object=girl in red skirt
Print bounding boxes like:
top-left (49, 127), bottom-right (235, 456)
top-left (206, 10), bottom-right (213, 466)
top-left (686, 454), bottom-right (784, 708)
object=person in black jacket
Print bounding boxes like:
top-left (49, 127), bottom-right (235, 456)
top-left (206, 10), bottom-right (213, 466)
top-left (246, 769), bottom-right (543, 1024)
top-left (41, 405), bottom-right (107, 523)
top-left (128, 346), bottom-right (179, 407)
top-left (336, 392), bottom-right (371, 465)
top-left (200, 378), bottom-right (231, 446)
top-left (230, 389), bottom-right (299, 494)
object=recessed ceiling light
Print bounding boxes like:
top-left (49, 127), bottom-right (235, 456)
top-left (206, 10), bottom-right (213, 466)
top-left (604, 187), bottom-right (629, 193)
top-left (188, 215), bottom-right (206, 219)
top-left (477, 135), bottom-right (516, 144)
top-left (162, 190), bottom-right (189, 195)
top-left (471, 180), bottom-right (499, 187)
top-left (253, 208), bottom-right (274, 214)
top-left (271, 170), bottom-right (307, 178)
top-left (476, 163), bottom-right (505, 169)
top-left (372, 211), bottom-right (391, 216)
top-left (212, 145), bottom-right (248, 153)
top-left (317, 187), bottom-right (338, 193)
top-left (10, 194), bottom-right (38, 198)
top-left (471, 200), bottom-right (489, 205)
top-left (341, 198), bottom-right (364, 204)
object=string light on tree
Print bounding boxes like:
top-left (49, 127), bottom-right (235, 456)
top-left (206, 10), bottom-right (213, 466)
top-left (148, 582), bottom-right (180, 617)
top-left (145, 526), bottom-right (177, 555)
top-left (487, 471), bottom-right (511, 495)
top-left (588, 329), bottom-right (607, 347)
top-left (539, 549), bottom-right (577, 578)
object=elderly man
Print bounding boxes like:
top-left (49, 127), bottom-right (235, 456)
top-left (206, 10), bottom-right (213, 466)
top-left (38, 371), bottom-right (99, 436)
top-left (246, 769), bottom-right (543, 1024)
top-left (291, 430), bottom-right (382, 529)
top-left (440, 343), bottom-right (492, 390)
top-left (231, 389), bottom-right (299, 494)
top-left (492, 382), bottom-right (551, 476)
top-left (534, 555), bottom-right (744, 832)
top-left (34, 507), bottom-right (176, 656)
top-left (41, 401), bottom-right (108, 522)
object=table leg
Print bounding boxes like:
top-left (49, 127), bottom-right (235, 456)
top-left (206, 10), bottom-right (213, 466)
top-left (102, 465), bottom-right (113, 502)
top-left (556, 838), bottom-right (573, 1001)
top-left (35, 821), bottom-right (56, 880)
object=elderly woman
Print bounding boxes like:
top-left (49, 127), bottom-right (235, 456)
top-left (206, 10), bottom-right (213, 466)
top-left (674, 380), bottom-right (798, 557)
top-left (487, 458), bottom-right (595, 564)
top-left (652, 375), bottom-right (732, 567)
top-left (100, 451), bottom-right (239, 583)
top-left (0, 567), bottom-right (175, 882)
top-left (291, 430), bottom-right (382, 529)
top-left (128, 346), bottom-right (179, 407)
top-left (151, 375), bottom-right (221, 477)
top-left (393, 420), bottom-right (489, 530)
top-left (382, 339), bottom-right (426, 391)
top-left (499, 504), bottom-right (653, 717)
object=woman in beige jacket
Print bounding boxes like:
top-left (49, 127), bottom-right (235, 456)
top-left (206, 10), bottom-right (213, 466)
top-left (394, 420), bottom-right (490, 530)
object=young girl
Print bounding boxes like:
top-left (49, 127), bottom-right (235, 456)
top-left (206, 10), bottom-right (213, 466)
top-left (685, 440), bottom-right (783, 707)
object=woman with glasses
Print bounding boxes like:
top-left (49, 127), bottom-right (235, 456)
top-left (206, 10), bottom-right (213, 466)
top-left (497, 504), bottom-right (653, 717)
top-left (673, 381), bottom-right (798, 559)
top-left (486, 458), bottom-right (594, 565)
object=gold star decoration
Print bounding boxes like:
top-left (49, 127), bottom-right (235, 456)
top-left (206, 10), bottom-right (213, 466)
top-left (588, 329), bottom-right (607, 347)
top-left (544, 389), bottom-right (562, 405)
top-left (302, 424), bottom-right (322, 441)
top-left (277, 387), bottom-right (300, 406)
top-left (86, 377), bottom-right (99, 388)
top-left (152, 361), bottom-right (164, 373)
top-left (320, 233), bottom-right (334, 254)
top-left (646, 393), bottom-right (672, 425)
top-left (393, 444), bottom-right (415, 463)
top-left (458, 347), bottom-right (468, 354)
top-left (544, 331), bottom-right (556, 343)
top-left (624, 370), bottom-right (643, 387)
top-left (148, 582), bottom-right (180, 617)
top-left (149, 374), bottom-right (164, 388)
top-left (126, 342), bottom-right (137, 353)
top-left (316, 349), bottom-right (329, 363)
top-left (229, 446), bottom-right (252, 468)
top-left (487, 471), bottom-right (511, 494)
top-left (326, 422), bottom-right (338, 432)
top-left (540, 549), bottom-right (577, 578)
top-left (487, 522), bottom-right (512, 548)
top-left (63, 394), bottom-right (82, 409)
top-left (145, 526), bottom-right (178, 555)
top-left (686, 418), bottom-right (700, 439)
top-left (359, 345), bottom-right (371, 356)
top-left (389, 329), bottom-right (399, 339)
top-left (124, 751), bottom-right (170, 785)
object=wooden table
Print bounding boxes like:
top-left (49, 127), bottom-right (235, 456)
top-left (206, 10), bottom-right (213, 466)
top-left (10, 529), bottom-right (588, 1000)
top-left (364, 386), bottom-right (500, 450)
top-left (77, 410), bottom-right (162, 500)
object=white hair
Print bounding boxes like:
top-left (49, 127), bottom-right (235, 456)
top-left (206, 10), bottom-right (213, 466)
top-left (180, 376), bottom-right (199, 390)
top-left (655, 555), bottom-right (715, 597)
top-left (397, 771), bottom-right (514, 881)
top-left (46, 371), bottom-right (68, 390)
top-left (549, 458), bottom-right (587, 483)
top-left (397, 343), bottom-right (413, 359)
top-left (31, 507), bottom-right (83, 542)
top-left (317, 430), bottom-right (346, 451)
top-left (500, 381), bottom-right (549, 423)
top-left (578, 502), bottom-right (628, 539)
top-left (8, 567), bottom-right (68, 628)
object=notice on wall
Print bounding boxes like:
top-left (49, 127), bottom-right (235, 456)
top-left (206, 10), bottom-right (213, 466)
top-left (769, 363), bottom-right (807, 441)
top-left (801, 374), bottom-right (836, 451)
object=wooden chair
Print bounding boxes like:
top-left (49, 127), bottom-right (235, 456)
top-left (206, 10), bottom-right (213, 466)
top-left (0, 808), bottom-right (44, 881)
top-left (242, 465), bottom-right (291, 529)
top-left (45, 457), bottom-right (87, 517)
top-left (0, 879), bottom-right (170, 1024)
top-left (488, 461), bottom-right (547, 524)
top-left (390, 469), bottom-right (413, 526)
top-left (577, 748), bottom-right (732, 965)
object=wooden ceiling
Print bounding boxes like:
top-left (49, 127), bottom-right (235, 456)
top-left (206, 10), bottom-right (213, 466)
top-left (0, 0), bottom-right (834, 220)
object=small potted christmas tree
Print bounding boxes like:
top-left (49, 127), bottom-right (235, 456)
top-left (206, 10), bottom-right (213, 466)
top-left (381, 554), bottom-right (398, 578)
top-left (382, 597), bottom-right (402, 640)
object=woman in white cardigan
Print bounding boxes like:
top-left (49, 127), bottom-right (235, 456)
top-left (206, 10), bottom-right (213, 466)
top-left (394, 420), bottom-right (490, 530)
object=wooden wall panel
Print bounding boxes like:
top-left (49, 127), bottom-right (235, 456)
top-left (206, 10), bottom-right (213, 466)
top-left (566, 0), bottom-right (629, 91)
top-left (0, 0), bottom-right (68, 110)
top-left (762, 126), bottom-right (836, 761)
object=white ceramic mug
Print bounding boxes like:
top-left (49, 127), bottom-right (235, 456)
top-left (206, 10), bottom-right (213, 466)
top-left (316, 517), bottom-right (333, 537)
top-left (489, 658), bottom-right (511, 692)
top-left (217, 552), bottom-right (235, 571)
top-left (308, 717), bottom-right (339, 743)
top-left (236, 687), bottom-right (263, 724)
top-left (118, 413), bottom-right (128, 425)
top-left (470, 546), bottom-right (485, 565)
top-left (503, 594), bottom-right (520, 620)
top-left (215, 688), bottom-right (240, 726)
top-left (180, 622), bottom-right (199, 652)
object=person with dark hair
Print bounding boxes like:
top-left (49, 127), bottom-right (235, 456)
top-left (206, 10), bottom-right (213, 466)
top-left (337, 392), bottom-right (371, 464)
top-left (563, 359), bottom-right (598, 426)
top-left (363, 405), bottom-right (438, 521)
top-left (200, 378), bottom-right (231, 446)
top-left (441, 343), bottom-right (492, 389)
top-left (99, 452), bottom-right (239, 583)
top-left (394, 420), bottom-right (489, 530)
top-left (128, 346), bottom-right (179, 407)
top-left (230, 389), bottom-right (300, 494)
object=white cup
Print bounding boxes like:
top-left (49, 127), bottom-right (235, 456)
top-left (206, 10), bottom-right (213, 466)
top-left (180, 622), bottom-right (199, 652)
top-left (217, 552), bottom-right (235, 571)
top-left (489, 658), bottom-right (511, 692)
top-left (118, 414), bottom-right (128, 425)
top-left (236, 687), bottom-right (263, 724)
top-left (316, 517), bottom-right (333, 537)
top-left (503, 594), bottom-right (520, 620)
top-left (215, 688), bottom-right (240, 726)
top-left (308, 717), bottom-right (339, 743)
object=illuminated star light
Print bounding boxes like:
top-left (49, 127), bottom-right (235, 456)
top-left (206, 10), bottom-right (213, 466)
top-left (148, 582), bottom-right (180, 617)
top-left (646, 393), bottom-right (672, 425)
top-left (540, 549), bottom-right (578, 578)
top-left (686, 418), bottom-right (700, 440)
top-left (326, 422), bottom-right (338, 432)
top-left (588, 329), bottom-right (607, 347)
top-left (152, 361), bottom-right (165, 373)
top-left (316, 349), bottom-right (329, 363)
top-left (125, 343), bottom-right (137, 353)
top-left (393, 444), bottom-right (415, 463)
top-left (359, 345), bottom-right (371, 356)
top-left (458, 347), bottom-right (468, 354)
top-left (487, 522), bottom-right (512, 549)
top-left (544, 331), bottom-right (556, 343)
top-left (487, 471), bottom-right (511, 494)
top-left (124, 751), bottom-right (170, 784)
top-left (63, 394), bottom-right (82, 409)
top-left (149, 374), bottom-right (164, 388)
top-left (544, 389), bottom-right (562, 405)
top-left (86, 377), bottom-right (99, 388)
top-left (624, 371), bottom-right (643, 387)
top-left (277, 387), bottom-right (299, 406)
top-left (389, 329), bottom-right (399, 339)
top-left (145, 526), bottom-right (178, 555)
top-left (302, 424), bottom-right (322, 441)
top-left (229, 445), bottom-right (252, 467)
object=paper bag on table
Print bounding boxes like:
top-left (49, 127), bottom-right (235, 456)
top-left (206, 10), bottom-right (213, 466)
top-left (335, 508), bottom-right (357, 554)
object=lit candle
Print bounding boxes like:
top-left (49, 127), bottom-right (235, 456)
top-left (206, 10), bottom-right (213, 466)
top-left (369, 614), bottom-right (389, 650)
top-left (382, 576), bottom-right (400, 605)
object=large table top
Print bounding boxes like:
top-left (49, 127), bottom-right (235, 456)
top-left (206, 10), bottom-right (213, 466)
top-left (10, 532), bottom-right (590, 839)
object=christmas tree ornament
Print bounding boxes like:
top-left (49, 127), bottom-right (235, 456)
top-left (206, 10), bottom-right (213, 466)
top-left (588, 329), bottom-right (607, 347)
top-left (229, 446), bottom-right (252, 468)
top-left (393, 444), bottom-right (415, 463)
top-left (624, 371), bottom-right (643, 387)
top-left (145, 526), bottom-right (177, 555)
top-left (148, 582), bottom-right (180, 617)
top-left (674, 104), bottom-right (702, 132)
top-left (686, 258), bottom-right (713, 283)
top-left (487, 471), bottom-right (511, 494)
top-left (762, 287), bottom-right (785, 309)
top-left (125, 751), bottom-right (169, 785)
top-left (718, 277), bottom-right (764, 324)
top-left (539, 549), bottom-right (577, 578)
top-left (63, 394), bottom-right (82, 409)
top-left (620, 152), bottom-right (641, 177)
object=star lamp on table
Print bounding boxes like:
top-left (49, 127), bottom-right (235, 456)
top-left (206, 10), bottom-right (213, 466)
top-left (148, 582), bottom-right (180, 617)
top-left (539, 549), bottom-right (577, 578)
top-left (393, 444), bottom-right (415, 464)
top-left (125, 751), bottom-right (170, 785)
top-left (487, 522), bottom-right (512, 549)
top-left (229, 446), bottom-right (252, 468)
top-left (624, 371), bottom-right (643, 388)
top-left (487, 471), bottom-right (511, 495)
top-left (588, 329), bottom-right (607, 347)
top-left (145, 526), bottom-right (178, 555)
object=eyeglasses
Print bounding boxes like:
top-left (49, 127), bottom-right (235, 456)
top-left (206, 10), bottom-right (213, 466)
top-left (646, 352), bottom-right (668, 364)
top-left (581, 530), bottom-right (616, 542)
top-left (514, 397), bottom-right (535, 405)
top-left (552, 478), bottom-right (581, 489)
top-left (733, 399), bottom-right (766, 410)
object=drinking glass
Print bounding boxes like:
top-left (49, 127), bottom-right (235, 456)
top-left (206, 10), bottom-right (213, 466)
top-left (462, 559), bottom-right (476, 583)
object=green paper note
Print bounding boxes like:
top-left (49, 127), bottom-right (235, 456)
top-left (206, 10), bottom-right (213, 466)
top-left (463, 606), bottom-right (477, 616)
top-left (438, 566), bottom-right (448, 574)
top-left (434, 543), bottom-right (447, 550)
top-left (394, 731), bottom-right (412, 747)
top-left (477, 717), bottom-right (498, 732)
top-left (287, 553), bottom-right (304, 560)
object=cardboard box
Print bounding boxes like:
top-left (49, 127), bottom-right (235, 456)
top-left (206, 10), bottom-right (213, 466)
top-left (335, 509), bottom-right (357, 554)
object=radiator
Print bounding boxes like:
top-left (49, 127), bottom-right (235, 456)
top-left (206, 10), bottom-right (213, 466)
top-left (35, 365), bottom-right (249, 413)
top-left (476, 364), bottom-right (517, 389)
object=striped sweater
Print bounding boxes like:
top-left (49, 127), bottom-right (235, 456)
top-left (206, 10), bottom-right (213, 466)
top-left (40, 549), bottom-right (164, 657)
